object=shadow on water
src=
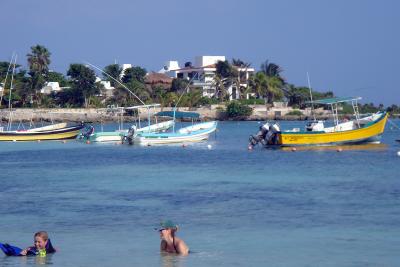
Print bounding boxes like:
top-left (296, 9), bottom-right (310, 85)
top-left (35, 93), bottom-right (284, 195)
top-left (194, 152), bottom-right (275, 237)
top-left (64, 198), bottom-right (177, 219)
top-left (280, 143), bottom-right (388, 152)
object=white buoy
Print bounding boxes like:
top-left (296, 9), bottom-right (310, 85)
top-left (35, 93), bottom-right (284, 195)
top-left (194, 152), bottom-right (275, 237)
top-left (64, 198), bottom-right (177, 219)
top-left (397, 151), bottom-right (400, 157)
top-left (207, 144), bottom-right (212, 150)
top-left (248, 145), bottom-right (253, 150)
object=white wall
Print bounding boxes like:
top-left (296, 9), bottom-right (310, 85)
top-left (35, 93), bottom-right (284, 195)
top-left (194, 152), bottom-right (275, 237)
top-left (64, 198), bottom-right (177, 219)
top-left (194, 56), bottom-right (225, 67)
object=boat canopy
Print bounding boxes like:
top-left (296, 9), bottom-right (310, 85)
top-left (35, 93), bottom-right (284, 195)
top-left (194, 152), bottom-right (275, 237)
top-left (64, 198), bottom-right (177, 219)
top-left (156, 111), bottom-right (200, 119)
top-left (307, 96), bottom-right (362, 105)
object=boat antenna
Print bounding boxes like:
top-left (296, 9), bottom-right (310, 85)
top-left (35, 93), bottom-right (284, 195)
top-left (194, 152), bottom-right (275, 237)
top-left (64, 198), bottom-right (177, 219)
top-left (84, 61), bottom-right (146, 105)
top-left (0, 53), bottom-right (16, 108)
top-left (307, 72), bottom-right (316, 121)
top-left (7, 54), bottom-right (17, 131)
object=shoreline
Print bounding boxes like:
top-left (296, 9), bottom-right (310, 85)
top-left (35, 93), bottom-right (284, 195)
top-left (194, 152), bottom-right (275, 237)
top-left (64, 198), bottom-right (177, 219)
top-left (1, 107), bottom-right (398, 123)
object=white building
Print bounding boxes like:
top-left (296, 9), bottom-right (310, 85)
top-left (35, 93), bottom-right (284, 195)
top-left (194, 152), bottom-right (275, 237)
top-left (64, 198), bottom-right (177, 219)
top-left (40, 82), bottom-right (63, 94)
top-left (121, 63), bottom-right (132, 79)
top-left (162, 56), bottom-right (255, 100)
top-left (96, 77), bottom-right (115, 97)
top-left (158, 61), bottom-right (180, 78)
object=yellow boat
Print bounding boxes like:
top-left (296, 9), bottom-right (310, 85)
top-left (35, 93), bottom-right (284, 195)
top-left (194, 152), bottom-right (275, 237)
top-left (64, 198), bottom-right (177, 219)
top-left (249, 97), bottom-right (388, 147)
top-left (278, 111), bottom-right (387, 146)
top-left (0, 123), bottom-right (84, 141)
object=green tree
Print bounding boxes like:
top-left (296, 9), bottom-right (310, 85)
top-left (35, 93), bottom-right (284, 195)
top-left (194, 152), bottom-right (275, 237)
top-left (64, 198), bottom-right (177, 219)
top-left (260, 60), bottom-right (283, 80)
top-left (180, 88), bottom-right (203, 108)
top-left (170, 78), bottom-right (189, 93)
top-left (47, 71), bottom-right (68, 87)
top-left (122, 66), bottom-right (147, 84)
top-left (266, 76), bottom-right (284, 102)
top-left (124, 80), bottom-right (151, 103)
top-left (67, 64), bottom-right (98, 107)
top-left (231, 58), bottom-right (252, 99)
top-left (27, 45), bottom-right (51, 90)
top-left (226, 101), bottom-right (252, 118)
top-left (248, 71), bottom-right (268, 99)
top-left (214, 60), bottom-right (239, 100)
top-left (212, 75), bottom-right (228, 101)
top-left (103, 64), bottom-right (122, 87)
top-left (13, 71), bottom-right (33, 107)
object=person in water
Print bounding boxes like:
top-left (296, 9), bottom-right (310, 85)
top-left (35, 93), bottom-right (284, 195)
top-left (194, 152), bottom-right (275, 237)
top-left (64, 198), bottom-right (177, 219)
top-left (157, 220), bottom-right (189, 255)
top-left (20, 231), bottom-right (56, 256)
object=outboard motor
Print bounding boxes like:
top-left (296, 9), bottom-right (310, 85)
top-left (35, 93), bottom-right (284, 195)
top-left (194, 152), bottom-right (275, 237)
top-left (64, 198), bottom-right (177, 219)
top-left (249, 122), bottom-right (281, 147)
top-left (249, 122), bottom-right (270, 147)
top-left (80, 125), bottom-right (94, 139)
top-left (265, 122), bottom-right (280, 145)
top-left (124, 125), bottom-right (137, 145)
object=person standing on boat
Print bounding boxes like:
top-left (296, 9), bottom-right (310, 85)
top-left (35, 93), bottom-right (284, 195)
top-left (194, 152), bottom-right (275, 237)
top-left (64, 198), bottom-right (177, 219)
top-left (157, 220), bottom-right (189, 255)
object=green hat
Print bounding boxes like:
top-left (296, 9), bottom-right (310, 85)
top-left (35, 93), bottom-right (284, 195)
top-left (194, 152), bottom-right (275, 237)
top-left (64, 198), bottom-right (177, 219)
top-left (156, 220), bottom-right (178, 231)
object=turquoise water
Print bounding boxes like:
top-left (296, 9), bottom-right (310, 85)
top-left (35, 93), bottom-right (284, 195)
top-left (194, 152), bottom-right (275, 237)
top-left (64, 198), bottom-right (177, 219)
top-left (1, 120), bottom-right (399, 267)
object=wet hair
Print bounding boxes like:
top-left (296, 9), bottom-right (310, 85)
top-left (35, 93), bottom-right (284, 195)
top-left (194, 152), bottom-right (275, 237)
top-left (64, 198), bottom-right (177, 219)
top-left (170, 226), bottom-right (179, 237)
top-left (34, 231), bottom-right (49, 241)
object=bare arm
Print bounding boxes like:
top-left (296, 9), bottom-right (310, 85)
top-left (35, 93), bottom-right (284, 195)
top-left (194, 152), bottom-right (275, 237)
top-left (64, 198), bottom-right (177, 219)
top-left (160, 240), bottom-right (167, 252)
top-left (20, 247), bottom-right (33, 256)
top-left (175, 239), bottom-right (189, 256)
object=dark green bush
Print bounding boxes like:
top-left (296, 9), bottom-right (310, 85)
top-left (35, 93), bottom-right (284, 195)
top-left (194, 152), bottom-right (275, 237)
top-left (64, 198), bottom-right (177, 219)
top-left (226, 101), bottom-right (253, 118)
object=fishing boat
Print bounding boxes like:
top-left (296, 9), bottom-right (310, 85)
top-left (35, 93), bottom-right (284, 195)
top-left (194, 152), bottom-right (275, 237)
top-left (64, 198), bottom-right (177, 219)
top-left (78, 104), bottom-right (174, 143)
top-left (249, 97), bottom-right (388, 147)
top-left (0, 54), bottom-right (84, 141)
top-left (0, 123), bottom-right (85, 141)
top-left (125, 111), bottom-right (217, 145)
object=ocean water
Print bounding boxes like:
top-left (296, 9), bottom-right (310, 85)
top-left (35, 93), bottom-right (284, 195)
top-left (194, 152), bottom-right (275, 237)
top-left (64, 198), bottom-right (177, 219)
top-left (0, 120), bottom-right (399, 267)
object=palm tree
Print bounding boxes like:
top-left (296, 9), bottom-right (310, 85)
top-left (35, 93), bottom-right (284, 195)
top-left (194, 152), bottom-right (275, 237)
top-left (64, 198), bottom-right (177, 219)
top-left (231, 58), bottom-right (252, 99)
top-left (248, 72), bottom-right (268, 99)
top-left (27, 45), bottom-right (51, 75)
top-left (103, 64), bottom-right (122, 87)
top-left (260, 60), bottom-right (283, 80)
top-left (27, 45), bottom-right (51, 90)
top-left (265, 76), bottom-right (284, 103)
top-left (212, 74), bottom-right (228, 101)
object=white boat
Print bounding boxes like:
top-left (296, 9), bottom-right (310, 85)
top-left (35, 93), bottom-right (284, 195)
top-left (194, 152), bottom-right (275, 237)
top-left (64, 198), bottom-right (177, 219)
top-left (126, 111), bottom-right (217, 145)
top-left (79, 104), bottom-right (174, 143)
top-left (134, 121), bottom-right (218, 145)
top-left (82, 120), bottom-right (174, 143)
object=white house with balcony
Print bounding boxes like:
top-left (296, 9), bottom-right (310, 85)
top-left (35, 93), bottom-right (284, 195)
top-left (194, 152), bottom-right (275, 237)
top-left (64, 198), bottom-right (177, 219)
top-left (160, 56), bottom-right (255, 100)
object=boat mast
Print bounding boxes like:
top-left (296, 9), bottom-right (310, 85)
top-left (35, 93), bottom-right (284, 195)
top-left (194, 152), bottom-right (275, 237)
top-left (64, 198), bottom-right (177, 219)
top-left (7, 54), bottom-right (17, 131)
top-left (0, 53), bottom-right (16, 108)
top-left (307, 72), bottom-right (316, 121)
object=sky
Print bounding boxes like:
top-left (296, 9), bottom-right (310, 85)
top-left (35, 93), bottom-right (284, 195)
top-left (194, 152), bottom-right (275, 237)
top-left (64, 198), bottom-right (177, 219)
top-left (1, 0), bottom-right (399, 105)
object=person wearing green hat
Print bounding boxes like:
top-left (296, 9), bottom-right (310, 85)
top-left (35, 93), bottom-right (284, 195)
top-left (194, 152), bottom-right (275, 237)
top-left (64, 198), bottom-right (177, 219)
top-left (157, 220), bottom-right (189, 255)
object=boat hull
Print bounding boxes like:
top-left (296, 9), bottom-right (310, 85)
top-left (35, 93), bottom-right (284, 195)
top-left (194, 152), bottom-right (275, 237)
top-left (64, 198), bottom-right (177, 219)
top-left (135, 121), bottom-right (217, 145)
top-left (277, 112), bottom-right (388, 146)
top-left (0, 124), bottom-right (84, 141)
top-left (85, 120), bottom-right (175, 142)
top-left (88, 132), bottom-right (124, 142)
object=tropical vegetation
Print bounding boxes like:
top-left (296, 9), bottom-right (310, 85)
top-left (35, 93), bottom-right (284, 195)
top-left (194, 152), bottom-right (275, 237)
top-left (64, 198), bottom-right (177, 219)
top-left (0, 44), bottom-right (397, 116)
